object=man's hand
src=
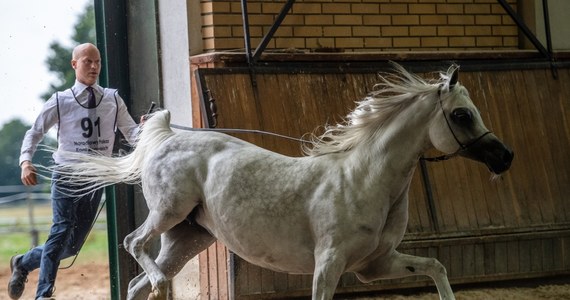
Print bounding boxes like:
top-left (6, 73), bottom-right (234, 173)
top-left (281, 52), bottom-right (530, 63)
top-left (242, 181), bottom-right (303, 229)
top-left (140, 102), bottom-right (156, 125)
top-left (21, 161), bottom-right (38, 186)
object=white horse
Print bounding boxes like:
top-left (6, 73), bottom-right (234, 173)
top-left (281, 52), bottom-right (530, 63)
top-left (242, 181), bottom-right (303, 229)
top-left (55, 64), bottom-right (513, 300)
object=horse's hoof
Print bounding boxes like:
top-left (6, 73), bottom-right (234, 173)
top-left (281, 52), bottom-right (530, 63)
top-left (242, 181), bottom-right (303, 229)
top-left (150, 287), bottom-right (167, 300)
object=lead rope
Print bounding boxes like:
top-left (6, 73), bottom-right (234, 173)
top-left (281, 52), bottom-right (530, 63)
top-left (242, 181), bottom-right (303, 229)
top-left (170, 123), bottom-right (310, 143)
top-left (145, 103), bottom-right (310, 143)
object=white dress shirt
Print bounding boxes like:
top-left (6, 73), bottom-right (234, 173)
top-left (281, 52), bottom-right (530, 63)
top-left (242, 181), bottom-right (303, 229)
top-left (20, 80), bottom-right (139, 165)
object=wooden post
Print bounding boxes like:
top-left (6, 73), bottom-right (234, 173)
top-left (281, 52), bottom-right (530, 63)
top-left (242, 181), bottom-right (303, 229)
top-left (26, 187), bottom-right (38, 247)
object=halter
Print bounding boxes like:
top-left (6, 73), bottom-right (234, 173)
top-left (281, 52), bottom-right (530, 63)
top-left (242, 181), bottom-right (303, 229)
top-left (421, 88), bottom-right (492, 162)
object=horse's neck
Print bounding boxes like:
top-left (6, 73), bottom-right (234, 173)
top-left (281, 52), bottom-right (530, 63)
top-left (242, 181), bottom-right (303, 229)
top-left (345, 99), bottom-right (434, 193)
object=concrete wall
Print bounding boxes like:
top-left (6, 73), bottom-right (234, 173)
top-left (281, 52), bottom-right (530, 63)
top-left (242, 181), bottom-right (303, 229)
top-left (188, 1), bottom-right (204, 55)
top-left (125, 1), bottom-right (198, 298)
top-left (156, 1), bottom-right (200, 298)
top-left (157, 0), bottom-right (193, 127)
top-left (534, 0), bottom-right (570, 50)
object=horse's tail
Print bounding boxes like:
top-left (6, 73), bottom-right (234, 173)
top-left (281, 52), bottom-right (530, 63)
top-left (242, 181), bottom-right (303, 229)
top-left (53, 110), bottom-right (175, 191)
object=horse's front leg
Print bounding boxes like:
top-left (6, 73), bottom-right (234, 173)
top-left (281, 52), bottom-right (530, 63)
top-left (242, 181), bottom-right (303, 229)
top-left (124, 207), bottom-right (190, 300)
top-left (124, 221), bottom-right (169, 300)
top-left (312, 248), bottom-right (346, 300)
top-left (354, 250), bottom-right (455, 300)
top-left (127, 221), bottom-right (216, 300)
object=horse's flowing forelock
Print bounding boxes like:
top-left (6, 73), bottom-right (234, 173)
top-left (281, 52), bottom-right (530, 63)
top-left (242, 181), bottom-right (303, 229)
top-left (304, 63), bottom-right (458, 156)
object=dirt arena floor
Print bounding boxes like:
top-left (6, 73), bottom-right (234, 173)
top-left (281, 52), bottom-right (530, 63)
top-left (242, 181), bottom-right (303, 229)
top-left (0, 263), bottom-right (110, 300)
top-left (1, 263), bottom-right (569, 299)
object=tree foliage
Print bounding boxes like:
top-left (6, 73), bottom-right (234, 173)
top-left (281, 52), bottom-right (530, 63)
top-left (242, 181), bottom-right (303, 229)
top-left (41, 3), bottom-right (96, 100)
top-left (0, 120), bottom-right (55, 186)
top-left (0, 3), bottom-right (94, 186)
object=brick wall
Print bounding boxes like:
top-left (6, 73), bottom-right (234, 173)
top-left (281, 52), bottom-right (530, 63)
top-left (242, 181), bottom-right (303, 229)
top-left (200, 0), bottom-right (518, 52)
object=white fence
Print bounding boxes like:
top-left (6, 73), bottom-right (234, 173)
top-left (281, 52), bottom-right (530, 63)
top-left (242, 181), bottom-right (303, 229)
top-left (0, 184), bottom-right (107, 247)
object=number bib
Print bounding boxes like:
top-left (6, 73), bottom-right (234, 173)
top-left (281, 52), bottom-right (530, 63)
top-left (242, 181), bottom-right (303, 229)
top-left (55, 88), bottom-right (118, 158)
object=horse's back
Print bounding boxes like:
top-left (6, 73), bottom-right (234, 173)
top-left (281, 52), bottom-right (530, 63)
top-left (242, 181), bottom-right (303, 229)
top-left (142, 130), bottom-right (301, 206)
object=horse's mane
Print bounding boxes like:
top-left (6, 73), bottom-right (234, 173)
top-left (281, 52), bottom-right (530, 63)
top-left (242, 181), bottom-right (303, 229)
top-left (303, 63), bottom-right (459, 156)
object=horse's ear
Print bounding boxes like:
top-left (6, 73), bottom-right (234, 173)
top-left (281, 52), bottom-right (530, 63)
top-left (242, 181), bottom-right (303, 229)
top-left (449, 65), bottom-right (459, 89)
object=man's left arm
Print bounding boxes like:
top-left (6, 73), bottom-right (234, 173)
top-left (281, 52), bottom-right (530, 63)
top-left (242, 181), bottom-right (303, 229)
top-left (115, 95), bottom-right (140, 146)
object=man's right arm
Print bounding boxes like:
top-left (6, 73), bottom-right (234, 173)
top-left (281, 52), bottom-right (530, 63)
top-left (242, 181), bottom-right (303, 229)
top-left (19, 95), bottom-right (59, 185)
top-left (20, 160), bottom-right (37, 186)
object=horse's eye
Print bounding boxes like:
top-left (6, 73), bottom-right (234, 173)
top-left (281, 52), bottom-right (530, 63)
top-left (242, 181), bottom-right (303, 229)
top-left (451, 108), bottom-right (473, 127)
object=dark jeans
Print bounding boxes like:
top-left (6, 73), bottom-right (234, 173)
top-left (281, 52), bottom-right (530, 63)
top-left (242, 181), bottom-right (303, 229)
top-left (18, 173), bottom-right (103, 299)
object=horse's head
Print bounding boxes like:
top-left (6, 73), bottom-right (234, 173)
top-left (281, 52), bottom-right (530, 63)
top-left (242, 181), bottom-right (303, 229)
top-left (428, 66), bottom-right (514, 174)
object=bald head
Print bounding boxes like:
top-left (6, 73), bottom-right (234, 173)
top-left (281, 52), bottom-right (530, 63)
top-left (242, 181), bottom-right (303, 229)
top-left (72, 43), bottom-right (99, 60)
top-left (71, 43), bottom-right (101, 86)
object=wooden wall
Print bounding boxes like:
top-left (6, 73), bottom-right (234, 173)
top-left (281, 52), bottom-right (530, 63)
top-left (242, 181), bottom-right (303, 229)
top-left (191, 57), bottom-right (570, 299)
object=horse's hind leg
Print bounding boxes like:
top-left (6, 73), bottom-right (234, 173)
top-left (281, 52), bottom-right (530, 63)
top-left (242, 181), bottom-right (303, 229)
top-left (126, 272), bottom-right (149, 300)
top-left (127, 220), bottom-right (216, 300)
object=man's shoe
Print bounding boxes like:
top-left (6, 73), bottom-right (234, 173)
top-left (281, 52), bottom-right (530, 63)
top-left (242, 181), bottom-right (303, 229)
top-left (8, 255), bottom-right (28, 300)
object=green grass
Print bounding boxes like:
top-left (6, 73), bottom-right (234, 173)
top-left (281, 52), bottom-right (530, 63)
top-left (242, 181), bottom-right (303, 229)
top-left (0, 230), bottom-right (109, 265)
top-left (0, 203), bottom-right (109, 266)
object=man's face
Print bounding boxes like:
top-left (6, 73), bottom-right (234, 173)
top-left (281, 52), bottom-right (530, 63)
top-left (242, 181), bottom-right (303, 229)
top-left (72, 47), bottom-right (101, 86)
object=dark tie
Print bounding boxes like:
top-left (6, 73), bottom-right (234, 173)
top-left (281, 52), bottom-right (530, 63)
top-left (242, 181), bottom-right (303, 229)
top-left (87, 86), bottom-right (96, 108)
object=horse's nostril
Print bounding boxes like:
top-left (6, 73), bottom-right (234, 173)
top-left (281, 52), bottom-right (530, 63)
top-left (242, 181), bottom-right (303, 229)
top-left (504, 149), bottom-right (514, 163)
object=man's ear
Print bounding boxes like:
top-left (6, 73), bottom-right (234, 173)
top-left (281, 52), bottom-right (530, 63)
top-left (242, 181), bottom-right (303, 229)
top-left (71, 59), bottom-right (77, 69)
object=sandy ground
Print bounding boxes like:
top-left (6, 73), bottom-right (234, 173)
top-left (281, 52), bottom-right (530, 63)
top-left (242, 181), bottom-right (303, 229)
top-left (1, 262), bottom-right (569, 299)
top-left (0, 263), bottom-right (110, 300)
top-left (349, 280), bottom-right (570, 300)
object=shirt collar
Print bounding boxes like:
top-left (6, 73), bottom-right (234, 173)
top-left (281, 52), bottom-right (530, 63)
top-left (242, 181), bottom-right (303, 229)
top-left (72, 80), bottom-right (103, 95)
